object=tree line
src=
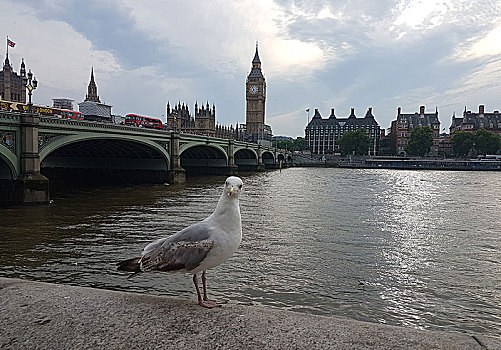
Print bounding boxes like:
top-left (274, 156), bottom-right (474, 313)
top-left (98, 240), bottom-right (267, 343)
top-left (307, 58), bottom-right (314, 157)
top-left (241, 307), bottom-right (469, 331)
top-left (274, 127), bottom-right (501, 157)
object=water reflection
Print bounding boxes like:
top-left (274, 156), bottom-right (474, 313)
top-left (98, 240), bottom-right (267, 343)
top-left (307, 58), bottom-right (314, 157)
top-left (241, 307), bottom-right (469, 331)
top-left (0, 169), bottom-right (500, 337)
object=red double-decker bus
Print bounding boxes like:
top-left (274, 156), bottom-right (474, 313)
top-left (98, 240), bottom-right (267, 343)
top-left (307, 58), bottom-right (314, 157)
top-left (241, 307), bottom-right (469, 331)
top-left (125, 114), bottom-right (163, 129)
top-left (58, 109), bottom-right (84, 120)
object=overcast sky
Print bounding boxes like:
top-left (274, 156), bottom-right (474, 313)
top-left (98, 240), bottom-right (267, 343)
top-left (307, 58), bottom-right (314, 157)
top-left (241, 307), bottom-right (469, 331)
top-left (2, 0), bottom-right (501, 137)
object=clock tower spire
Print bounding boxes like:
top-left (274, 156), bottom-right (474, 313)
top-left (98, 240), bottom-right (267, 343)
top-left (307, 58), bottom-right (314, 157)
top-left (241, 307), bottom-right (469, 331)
top-left (245, 42), bottom-right (266, 141)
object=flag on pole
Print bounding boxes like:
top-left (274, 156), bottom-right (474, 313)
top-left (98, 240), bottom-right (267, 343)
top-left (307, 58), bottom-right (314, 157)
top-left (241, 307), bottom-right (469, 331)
top-left (7, 39), bottom-right (15, 47)
top-left (306, 108), bottom-right (310, 112)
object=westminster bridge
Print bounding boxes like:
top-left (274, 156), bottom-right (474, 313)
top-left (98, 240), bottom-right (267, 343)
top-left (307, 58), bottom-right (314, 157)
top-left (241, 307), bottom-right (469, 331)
top-left (0, 111), bottom-right (291, 205)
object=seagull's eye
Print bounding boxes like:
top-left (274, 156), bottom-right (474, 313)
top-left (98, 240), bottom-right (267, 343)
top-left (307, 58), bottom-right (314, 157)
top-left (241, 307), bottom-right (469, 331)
top-left (239, 184), bottom-right (242, 189)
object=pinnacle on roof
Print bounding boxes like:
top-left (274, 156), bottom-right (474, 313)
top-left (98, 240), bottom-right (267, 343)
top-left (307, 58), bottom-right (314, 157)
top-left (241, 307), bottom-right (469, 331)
top-left (252, 41), bottom-right (261, 64)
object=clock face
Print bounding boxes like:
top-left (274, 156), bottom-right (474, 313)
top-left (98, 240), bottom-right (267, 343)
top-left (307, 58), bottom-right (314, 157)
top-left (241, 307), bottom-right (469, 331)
top-left (249, 85), bottom-right (258, 94)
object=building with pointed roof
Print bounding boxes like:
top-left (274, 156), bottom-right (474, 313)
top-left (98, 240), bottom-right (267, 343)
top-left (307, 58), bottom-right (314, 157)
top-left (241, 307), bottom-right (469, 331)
top-left (450, 105), bottom-right (501, 135)
top-left (85, 67), bottom-right (100, 103)
top-left (393, 105), bottom-right (441, 155)
top-left (0, 53), bottom-right (26, 103)
top-left (245, 42), bottom-right (272, 144)
top-left (165, 101), bottom-right (237, 139)
top-left (78, 68), bottom-right (112, 122)
top-left (305, 107), bottom-right (381, 154)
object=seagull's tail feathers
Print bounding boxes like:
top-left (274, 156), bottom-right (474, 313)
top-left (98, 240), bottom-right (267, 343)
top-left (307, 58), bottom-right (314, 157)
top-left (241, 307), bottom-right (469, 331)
top-left (117, 257), bottom-right (141, 278)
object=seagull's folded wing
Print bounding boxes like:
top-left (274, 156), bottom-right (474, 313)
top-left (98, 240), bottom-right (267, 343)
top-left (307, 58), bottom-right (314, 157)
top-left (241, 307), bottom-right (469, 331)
top-left (140, 222), bottom-right (215, 272)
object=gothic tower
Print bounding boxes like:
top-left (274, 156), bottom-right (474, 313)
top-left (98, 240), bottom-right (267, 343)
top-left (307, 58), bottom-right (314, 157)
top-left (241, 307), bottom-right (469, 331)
top-left (0, 55), bottom-right (26, 102)
top-left (85, 67), bottom-right (101, 103)
top-left (245, 42), bottom-right (266, 136)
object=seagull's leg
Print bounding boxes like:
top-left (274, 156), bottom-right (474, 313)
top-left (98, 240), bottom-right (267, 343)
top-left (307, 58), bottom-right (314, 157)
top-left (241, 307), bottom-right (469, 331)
top-left (202, 271), bottom-right (227, 305)
top-left (193, 273), bottom-right (220, 308)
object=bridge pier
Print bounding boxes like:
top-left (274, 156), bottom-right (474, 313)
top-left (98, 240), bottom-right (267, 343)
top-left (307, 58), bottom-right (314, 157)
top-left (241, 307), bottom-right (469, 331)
top-left (169, 131), bottom-right (186, 184)
top-left (257, 145), bottom-right (265, 171)
top-left (14, 113), bottom-right (49, 205)
top-left (227, 140), bottom-right (238, 175)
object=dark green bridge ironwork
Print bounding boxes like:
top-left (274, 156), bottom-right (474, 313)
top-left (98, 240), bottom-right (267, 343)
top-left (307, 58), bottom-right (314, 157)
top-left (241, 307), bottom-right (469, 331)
top-left (0, 111), bottom-right (291, 205)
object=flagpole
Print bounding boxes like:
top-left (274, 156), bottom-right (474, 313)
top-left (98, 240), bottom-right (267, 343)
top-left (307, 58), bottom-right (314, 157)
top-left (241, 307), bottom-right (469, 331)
top-left (6, 36), bottom-right (8, 57)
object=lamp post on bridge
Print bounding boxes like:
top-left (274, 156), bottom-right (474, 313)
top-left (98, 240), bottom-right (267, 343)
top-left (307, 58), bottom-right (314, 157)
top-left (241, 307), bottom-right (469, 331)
top-left (23, 69), bottom-right (38, 113)
top-left (15, 68), bottom-right (49, 205)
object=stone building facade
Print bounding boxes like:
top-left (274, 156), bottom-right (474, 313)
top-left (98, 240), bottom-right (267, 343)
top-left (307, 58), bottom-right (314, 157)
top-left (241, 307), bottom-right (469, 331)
top-left (245, 43), bottom-right (272, 144)
top-left (165, 101), bottom-right (237, 139)
top-left (450, 105), bottom-right (501, 135)
top-left (0, 54), bottom-right (26, 103)
top-left (393, 105), bottom-right (441, 155)
top-left (305, 107), bottom-right (381, 154)
top-left (78, 68), bottom-right (112, 122)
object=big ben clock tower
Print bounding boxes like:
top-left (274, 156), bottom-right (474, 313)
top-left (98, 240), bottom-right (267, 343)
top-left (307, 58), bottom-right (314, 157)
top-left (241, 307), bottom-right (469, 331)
top-left (245, 42), bottom-right (266, 140)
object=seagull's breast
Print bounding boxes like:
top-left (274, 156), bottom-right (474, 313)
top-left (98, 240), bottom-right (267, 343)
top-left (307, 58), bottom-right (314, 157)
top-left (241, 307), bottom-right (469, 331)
top-left (191, 209), bottom-right (242, 273)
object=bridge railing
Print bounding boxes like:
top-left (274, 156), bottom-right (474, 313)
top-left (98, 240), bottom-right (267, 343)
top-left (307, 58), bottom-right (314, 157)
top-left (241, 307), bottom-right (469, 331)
top-left (0, 111), bottom-right (21, 123)
top-left (39, 117), bottom-right (168, 135)
top-left (2, 111), bottom-right (289, 155)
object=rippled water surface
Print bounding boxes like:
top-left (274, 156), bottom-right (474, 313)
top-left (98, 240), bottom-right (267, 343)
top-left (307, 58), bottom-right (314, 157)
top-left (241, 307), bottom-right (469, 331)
top-left (1, 168), bottom-right (500, 337)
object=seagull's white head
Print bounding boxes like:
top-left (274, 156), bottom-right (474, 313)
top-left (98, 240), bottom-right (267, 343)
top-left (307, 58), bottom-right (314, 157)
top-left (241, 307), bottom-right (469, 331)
top-left (224, 176), bottom-right (243, 198)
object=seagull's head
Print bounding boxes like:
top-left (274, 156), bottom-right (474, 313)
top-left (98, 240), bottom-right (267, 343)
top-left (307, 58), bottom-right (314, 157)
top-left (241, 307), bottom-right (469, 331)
top-left (224, 176), bottom-right (243, 198)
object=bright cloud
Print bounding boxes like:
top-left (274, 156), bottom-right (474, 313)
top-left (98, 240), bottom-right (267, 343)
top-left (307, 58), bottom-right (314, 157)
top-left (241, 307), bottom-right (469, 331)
top-left (2, 0), bottom-right (501, 137)
top-left (468, 25), bottom-right (501, 58)
top-left (121, 0), bottom-right (327, 79)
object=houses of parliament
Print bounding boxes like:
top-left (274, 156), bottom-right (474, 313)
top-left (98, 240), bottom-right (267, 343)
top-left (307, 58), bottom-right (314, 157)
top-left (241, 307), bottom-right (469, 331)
top-left (165, 43), bottom-right (272, 143)
top-left (1, 44), bottom-right (272, 143)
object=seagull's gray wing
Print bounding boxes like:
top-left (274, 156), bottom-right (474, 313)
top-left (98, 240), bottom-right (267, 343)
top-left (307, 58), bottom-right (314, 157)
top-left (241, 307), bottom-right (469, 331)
top-left (140, 222), bottom-right (215, 272)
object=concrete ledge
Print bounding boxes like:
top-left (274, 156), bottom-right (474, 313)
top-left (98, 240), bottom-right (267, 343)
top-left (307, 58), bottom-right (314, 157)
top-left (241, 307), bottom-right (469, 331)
top-left (1, 278), bottom-right (499, 349)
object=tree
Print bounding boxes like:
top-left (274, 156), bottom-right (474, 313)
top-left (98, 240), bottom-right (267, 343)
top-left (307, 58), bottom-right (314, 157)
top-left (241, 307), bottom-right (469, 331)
top-left (451, 131), bottom-right (475, 157)
top-left (273, 139), bottom-right (293, 150)
top-left (405, 126), bottom-right (433, 157)
top-left (292, 137), bottom-right (307, 151)
top-left (273, 138), bottom-right (308, 151)
top-left (338, 129), bottom-right (371, 156)
top-left (474, 129), bottom-right (501, 155)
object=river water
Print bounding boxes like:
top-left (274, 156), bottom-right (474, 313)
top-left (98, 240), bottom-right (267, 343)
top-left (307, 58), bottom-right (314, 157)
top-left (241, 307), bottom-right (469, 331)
top-left (1, 168), bottom-right (500, 337)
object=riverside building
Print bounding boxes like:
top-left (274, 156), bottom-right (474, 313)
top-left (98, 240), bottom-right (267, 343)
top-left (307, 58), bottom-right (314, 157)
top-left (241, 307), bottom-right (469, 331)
top-left (165, 101), bottom-right (238, 139)
top-left (305, 107), bottom-right (381, 154)
top-left (0, 54), bottom-right (26, 103)
top-left (392, 105), bottom-right (440, 155)
top-left (450, 105), bottom-right (501, 135)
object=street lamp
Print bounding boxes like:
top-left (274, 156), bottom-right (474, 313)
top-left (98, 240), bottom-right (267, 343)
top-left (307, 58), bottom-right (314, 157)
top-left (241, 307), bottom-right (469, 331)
top-left (23, 69), bottom-right (38, 113)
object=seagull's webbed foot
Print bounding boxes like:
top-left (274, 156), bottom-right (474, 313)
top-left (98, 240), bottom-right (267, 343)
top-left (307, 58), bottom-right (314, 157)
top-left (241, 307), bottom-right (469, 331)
top-left (198, 299), bottom-right (223, 308)
top-left (203, 298), bottom-right (227, 305)
top-left (193, 273), bottom-right (225, 308)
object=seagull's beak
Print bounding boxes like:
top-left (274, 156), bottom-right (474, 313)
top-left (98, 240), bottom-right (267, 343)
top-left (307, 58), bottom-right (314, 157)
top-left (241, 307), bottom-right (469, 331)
top-left (228, 187), bottom-right (234, 196)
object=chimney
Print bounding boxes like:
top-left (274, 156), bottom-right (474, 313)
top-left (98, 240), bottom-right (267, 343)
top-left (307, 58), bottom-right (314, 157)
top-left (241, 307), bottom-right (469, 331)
top-left (331, 108), bottom-right (334, 115)
top-left (350, 107), bottom-right (355, 116)
top-left (420, 106), bottom-right (425, 115)
top-left (397, 107), bottom-right (401, 116)
top-left (479, 105), bottom-right (485, 114)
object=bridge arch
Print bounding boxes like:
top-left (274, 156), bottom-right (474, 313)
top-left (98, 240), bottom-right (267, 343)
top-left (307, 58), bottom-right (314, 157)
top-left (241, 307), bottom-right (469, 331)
top-left (262, 151), bottom-right (275, 168)
top-left (180, 144), bottom-right (228, 176)
top-left (234, 148), bottom-right (258, 171)
top-left (40, 134), bottom-right (171, 186)
top-left (0, 145), bottom-right (18, 179)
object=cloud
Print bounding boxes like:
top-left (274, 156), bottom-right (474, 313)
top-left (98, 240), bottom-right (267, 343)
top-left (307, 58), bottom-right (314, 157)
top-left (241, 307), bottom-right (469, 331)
top-left (121, 0), bottom-right (327, 79)
top-left (2, 0), bottom-right (501, 138)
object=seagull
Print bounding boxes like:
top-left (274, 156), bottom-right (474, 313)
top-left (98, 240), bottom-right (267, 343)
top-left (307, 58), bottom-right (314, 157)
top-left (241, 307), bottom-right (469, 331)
top-left (117, 176), bottom-right (243, 308)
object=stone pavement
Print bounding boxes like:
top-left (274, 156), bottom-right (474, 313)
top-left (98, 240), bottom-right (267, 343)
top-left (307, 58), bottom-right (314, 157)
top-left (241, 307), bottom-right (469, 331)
top-left (1, 278), bottom-right (499, 349)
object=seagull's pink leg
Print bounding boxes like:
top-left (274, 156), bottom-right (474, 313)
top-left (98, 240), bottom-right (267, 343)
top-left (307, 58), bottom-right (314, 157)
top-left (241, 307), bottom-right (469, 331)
top-left (202, 271), bottom-right (227, 305)
top-left (193, 273), bottom-right (221, 308)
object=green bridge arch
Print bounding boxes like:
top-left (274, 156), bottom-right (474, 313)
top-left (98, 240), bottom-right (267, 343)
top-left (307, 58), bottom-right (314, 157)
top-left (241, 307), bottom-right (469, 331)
top-left (0, 144), bottom-right (18, 179)
top-left (39, 133), bottom-right (171, 168)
